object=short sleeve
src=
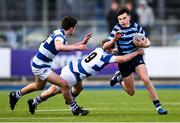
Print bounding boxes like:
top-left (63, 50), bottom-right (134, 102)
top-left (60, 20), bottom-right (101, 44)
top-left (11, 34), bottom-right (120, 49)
top-left (102, 53), bottom-right (116, 63)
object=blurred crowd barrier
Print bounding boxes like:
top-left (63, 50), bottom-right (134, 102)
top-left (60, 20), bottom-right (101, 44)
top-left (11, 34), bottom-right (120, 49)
top-left (0, 47), bottom-right (180, 79)
top-left (0, 20), bottom-right (180, 49)
top-left (0, 48), bottom-right (118, 79)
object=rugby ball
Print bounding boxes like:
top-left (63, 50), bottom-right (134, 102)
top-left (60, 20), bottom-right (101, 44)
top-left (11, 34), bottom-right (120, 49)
top-left (133, 33), bottom-right (146, 47)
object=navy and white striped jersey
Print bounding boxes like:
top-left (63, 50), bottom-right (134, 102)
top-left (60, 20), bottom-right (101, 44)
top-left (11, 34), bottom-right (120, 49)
top-left (32, 28), bottom-right (67, 69)
top-left (68, 48), bottom-right (116, 81)
top-left (108, 22), bottom-right (146, 55)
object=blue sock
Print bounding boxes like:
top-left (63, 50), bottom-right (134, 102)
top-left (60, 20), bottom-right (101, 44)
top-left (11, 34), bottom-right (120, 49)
top-left (153, 100), bottom-right (161, 110)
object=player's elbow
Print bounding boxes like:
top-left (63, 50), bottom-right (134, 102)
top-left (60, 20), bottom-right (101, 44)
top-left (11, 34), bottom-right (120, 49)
top-left (55, 45), bottom-right (62, 51)
top-left (128, 91), bottom-right (135, 96)
top-left (144, 42), bottom-right (151, 48)
top-left (144, 39), bottom-right (151, 48)
top-left (56, 46), bottom-right (67, 51)
top-left (55, 44), bottom-right (68, 51)
top-left (116, 57), bottom-right (128, 63)
top-left (120, 58), bottom-right (129, 63)
top-left (147, 41), bottom-right (151, 47)
top-left (123, 58), bottom-right (130, 63)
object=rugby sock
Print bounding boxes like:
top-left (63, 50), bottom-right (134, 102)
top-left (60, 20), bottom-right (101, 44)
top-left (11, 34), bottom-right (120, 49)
top-left (69, 102), bottom-right (79, 111)
top-left (15, 90), bottom-right (22, 99)
top-left (153, 100), bottom-right (162, 111)
top-left (71, 91), bottom-right (79, 100)
top-left (33, 96), bottom-right (43, 106)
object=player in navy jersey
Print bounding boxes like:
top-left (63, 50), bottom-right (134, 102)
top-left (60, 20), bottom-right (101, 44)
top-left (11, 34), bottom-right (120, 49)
top-left (103, 7), bottom-right (167, 115)
top-left (26, 32), bottom-right (144, 115)
top-left (9, 16), bottom-right (92, 116)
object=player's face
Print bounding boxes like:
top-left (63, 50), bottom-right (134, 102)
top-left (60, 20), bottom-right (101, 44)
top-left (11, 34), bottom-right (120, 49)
top-left (118, 13), bottom-right (131, 27)
top-left (68, 27), bottom-right (76, 36)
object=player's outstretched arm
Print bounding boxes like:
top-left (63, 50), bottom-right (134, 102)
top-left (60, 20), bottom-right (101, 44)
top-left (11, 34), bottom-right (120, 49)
top-left (73, 33), bottom-right (92, 46)
top-left (115, 49), bottom-right (144, 63)
top-left (81, 32), bottom-right (92, 44)
top-left (55, 41), bottom-right (88, 51)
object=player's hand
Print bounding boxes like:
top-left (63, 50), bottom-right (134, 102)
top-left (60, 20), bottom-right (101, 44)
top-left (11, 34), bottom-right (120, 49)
top-left (134, 38), bottom-right (144, 47)
top-left (77, 44), bottom-right (88, 51)
top-left (137, 48), bottom-right (145, 55)
top-left (82, 33), bottom-right (92, 44)
top-left (114, 32), bottom-right (122, 41)
top-left (134, 38), bottom-right (150, 48)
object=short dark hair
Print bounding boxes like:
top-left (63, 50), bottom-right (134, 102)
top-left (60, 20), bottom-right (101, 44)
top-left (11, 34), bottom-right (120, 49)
top-left (117, 7), bottom-right (130, 17)
top-left (61, 16), bottom-right (77, 30)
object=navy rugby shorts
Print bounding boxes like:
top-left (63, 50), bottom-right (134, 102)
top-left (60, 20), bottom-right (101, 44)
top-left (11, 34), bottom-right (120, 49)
top-left (118, 55), bottom-right (145, 77)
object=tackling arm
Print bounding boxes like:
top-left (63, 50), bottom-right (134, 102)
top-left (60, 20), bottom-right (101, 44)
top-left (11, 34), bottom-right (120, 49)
top-left (103, 32), bottom-right (122, 50)
top-left (115, 49), bottom-right (144, 63)
top-left (102, 39), bottom-right (116, 50)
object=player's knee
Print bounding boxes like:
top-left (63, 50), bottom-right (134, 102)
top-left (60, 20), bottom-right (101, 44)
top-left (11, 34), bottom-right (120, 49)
top-left (127, 90), bottom-right (135, 96)
top-left (141, 77), bottom-right (151, 85)
top-left (48, 87), bottom-right (58, 95)
top-left (38, 86), bottom-right (44, 90)
top-left (49, 89), bottom-right (57, 96)
top-left (35, 83), bottom-right (45, 90)
top-left (61, 83), bottom-right (70, 90)
top-left (79, 86), bottom-right (84, 92)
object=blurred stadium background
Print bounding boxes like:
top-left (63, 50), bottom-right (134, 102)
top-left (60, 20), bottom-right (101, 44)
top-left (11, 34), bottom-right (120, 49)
top-left (0, 0), bottom-right (180, 122)
top-left (0, 0), bottom-right (180, 89)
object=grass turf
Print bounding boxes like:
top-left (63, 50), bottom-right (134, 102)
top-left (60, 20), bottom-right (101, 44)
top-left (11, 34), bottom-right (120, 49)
top-left (0, 89), bottom-right (180, 122)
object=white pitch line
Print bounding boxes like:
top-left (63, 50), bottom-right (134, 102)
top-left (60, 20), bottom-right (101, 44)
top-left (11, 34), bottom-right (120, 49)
top-left (37, 107), bottom-right (180, 112)
top-left (37, 108), bottom-right (152, 112)
top-left (0, 121), bottom-right (179, 123)
top-left (165, 102), bottom-right (180, 105)
top-left (37, 108), bottom-right (69, 112)
top-left (0, 117), bottom-right (75, 120)
top-left (88, 102), bottom-right (180, 105)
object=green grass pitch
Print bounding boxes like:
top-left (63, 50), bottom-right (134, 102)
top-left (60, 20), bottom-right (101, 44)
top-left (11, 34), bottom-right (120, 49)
top-left (0, 89), bottom-right (180, 122)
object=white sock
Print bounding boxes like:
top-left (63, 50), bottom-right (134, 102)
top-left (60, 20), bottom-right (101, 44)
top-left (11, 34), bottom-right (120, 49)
top-left (33, 96), bottom-right (43, 106)
top-left (15, 90), bottom-right (22, 99)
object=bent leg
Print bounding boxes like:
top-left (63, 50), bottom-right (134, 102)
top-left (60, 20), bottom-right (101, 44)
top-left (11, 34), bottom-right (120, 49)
top-left (40, 85), bottom-right (61, 101)
top-left (21, 76), bottom-right (46, 95)
top-left (9, 76), bottom-right (46, 111)
top-left (71, 81), bottom-right (83, 100)
top-left (46, 71), bottom-right (73, 104)
top-left (121, 73), bottom-right (136, 96)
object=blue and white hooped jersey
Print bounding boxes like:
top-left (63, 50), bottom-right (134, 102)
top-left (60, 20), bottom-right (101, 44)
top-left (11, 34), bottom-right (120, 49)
top-left (32, 28), bottom-right (67, 69)
top-left (108, 22), bottom-right (146, 55)
top-left (68, 48), bottom-right (116, 81)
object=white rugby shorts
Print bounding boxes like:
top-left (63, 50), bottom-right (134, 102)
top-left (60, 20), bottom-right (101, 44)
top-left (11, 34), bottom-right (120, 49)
top-left (55, 66), bottom-right (77, 91)
top-left (60, 66), bottom-right (77, 87)
top-left (31, 66), bottom-right (52, 81)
